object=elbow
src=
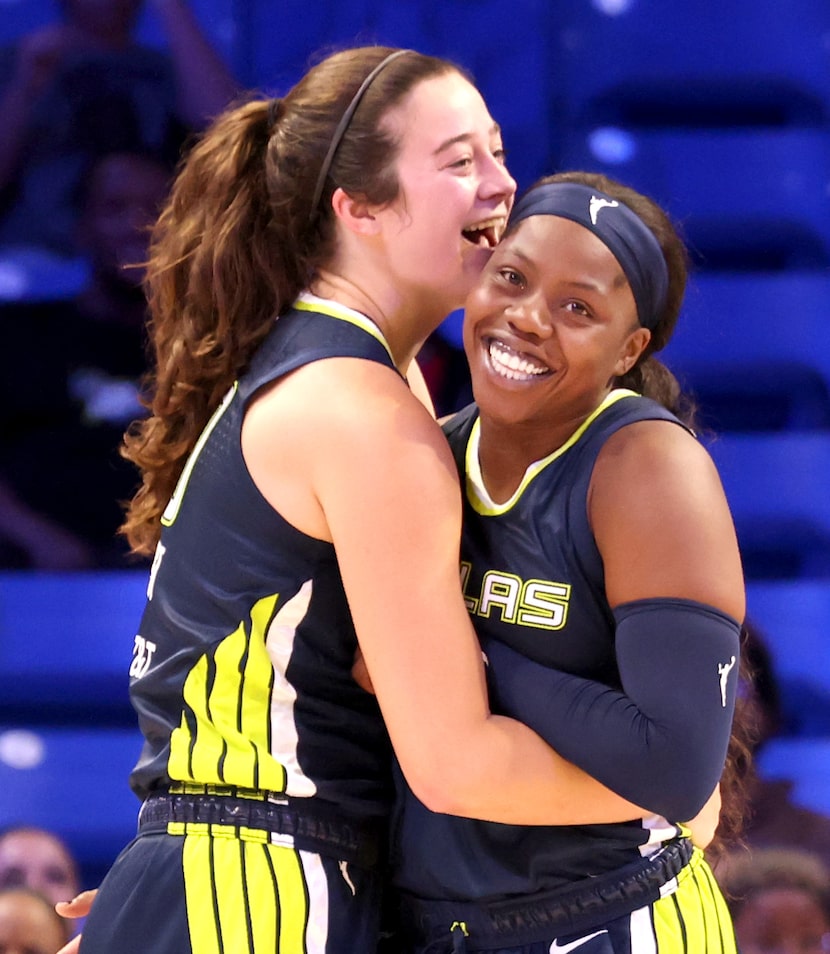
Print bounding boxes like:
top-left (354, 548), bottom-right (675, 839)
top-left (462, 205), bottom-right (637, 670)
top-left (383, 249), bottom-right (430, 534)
top-left (639, 758), bottom-right (724, 822)
top-left (399, 751), bottom-right (489, 817)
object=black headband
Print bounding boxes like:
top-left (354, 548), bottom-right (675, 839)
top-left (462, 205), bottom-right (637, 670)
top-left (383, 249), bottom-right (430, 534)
top-left (508, 182), bottom-right (668, 330)
top-left (309, 49), bottom-right (412, 223)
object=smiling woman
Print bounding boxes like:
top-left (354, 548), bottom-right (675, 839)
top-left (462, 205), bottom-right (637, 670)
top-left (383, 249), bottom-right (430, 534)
top-left (389, 172), bottom-right (747, 954)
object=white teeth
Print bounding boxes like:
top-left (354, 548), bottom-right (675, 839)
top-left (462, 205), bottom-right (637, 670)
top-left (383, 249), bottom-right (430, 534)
top-left (487, 339), bottom-right (549, 380)
top-left (463, 216), bottom-right (505, 248)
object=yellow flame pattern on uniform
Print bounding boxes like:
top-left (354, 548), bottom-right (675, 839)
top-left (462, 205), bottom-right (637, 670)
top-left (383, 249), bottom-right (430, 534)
top-left (168, 593), bottom-right (287, 792)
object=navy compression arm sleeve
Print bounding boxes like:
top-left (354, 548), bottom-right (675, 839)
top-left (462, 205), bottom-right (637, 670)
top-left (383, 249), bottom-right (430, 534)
top-left (483, 597), bottom-right (741, 820)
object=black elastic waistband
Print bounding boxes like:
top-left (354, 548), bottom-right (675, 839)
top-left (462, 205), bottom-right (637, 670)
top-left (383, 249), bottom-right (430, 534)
top-left (399, 837), bottom-right (694, 949)
top-left (138, 790), bottom-right (383, 868)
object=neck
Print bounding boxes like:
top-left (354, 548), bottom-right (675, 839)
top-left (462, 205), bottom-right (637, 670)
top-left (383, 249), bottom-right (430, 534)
top-left (310, 270), bottom-right (440, 373)
top-left (476, 398), bottom-right (610, 503)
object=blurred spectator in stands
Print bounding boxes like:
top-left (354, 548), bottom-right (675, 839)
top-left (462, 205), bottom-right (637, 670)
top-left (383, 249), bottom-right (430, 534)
top-left (718, 846), bottom-right (830, 954)
top-left (737, 619), bottom-right (830, 871)
top-left (0, 148), bottom-right (173, 569)
top-left (0, 0), bottom-right (238, 299)
top-left (0, 826), bottom-right (81, 911)
top-left (0, 885), bottom-right (70, 952)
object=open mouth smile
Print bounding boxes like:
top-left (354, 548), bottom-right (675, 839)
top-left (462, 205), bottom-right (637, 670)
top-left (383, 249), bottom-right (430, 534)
top-left (462, 216), bottom-right (505, 249)
top-left (486, 338), bottom-right (551, 381)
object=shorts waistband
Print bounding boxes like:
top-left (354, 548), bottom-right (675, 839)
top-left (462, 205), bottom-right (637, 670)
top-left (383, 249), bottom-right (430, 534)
top-left (138, 790), bottom-right (383, 868)
top-left (399, 837), bottom-right (694, 949)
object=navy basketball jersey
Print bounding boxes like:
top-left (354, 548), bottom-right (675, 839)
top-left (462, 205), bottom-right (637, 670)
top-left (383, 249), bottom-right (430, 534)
top-left (127, 295), bottom-right (397, 822)
top-left (391, 390), bottom-right (690, 900)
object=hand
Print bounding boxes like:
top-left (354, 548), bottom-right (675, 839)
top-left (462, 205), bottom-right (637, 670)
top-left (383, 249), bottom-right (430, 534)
top-left (683, 784), bottom-right (721, 849)
top-left (54, 889), bottom-right (97, 954)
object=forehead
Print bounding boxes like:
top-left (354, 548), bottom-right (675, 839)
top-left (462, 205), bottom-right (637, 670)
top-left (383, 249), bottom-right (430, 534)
top-left (384, 71), bottom-right (499, 155)
top-left (0, 832), bottom-right (72, 868)
top-left (498, 215), bottom-right (625, 278)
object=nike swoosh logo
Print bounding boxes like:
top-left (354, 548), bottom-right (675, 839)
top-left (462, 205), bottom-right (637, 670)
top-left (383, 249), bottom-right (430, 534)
top-left (550, 929), bottom-right (609, 953)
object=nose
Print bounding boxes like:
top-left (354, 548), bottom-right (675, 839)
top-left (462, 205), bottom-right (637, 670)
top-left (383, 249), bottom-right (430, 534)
top-left (480, 153), bottom-right (517, 205)
top-left (505, 294), bottom-right (551, 339)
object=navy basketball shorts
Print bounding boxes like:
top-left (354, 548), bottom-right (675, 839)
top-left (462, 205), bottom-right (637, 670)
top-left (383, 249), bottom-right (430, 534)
top-left (399, 848), bottom-right (737, 954)
top-left (78, 824), bottom-right (385, 954)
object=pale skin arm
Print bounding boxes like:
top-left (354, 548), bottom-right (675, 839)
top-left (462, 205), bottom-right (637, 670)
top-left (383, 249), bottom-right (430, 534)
top-left (243, 357), bottom-right (644, 825)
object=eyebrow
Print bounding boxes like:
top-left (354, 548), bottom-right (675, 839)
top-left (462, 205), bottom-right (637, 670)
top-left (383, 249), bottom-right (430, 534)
top-left (433, 122), bottom-right (502, 156)
top-left (506, 243), bottom-right (622, 295)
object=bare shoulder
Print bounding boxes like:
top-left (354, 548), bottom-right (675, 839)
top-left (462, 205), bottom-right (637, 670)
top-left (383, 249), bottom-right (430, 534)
top-left (593, 418), bottom-right (713, 485)
top-left (591, 419), bottom-right (745, 616)
top-left (242, 357), bottom-right (456, 539)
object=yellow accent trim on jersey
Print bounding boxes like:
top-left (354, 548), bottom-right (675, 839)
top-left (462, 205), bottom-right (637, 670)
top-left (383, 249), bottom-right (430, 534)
top-left (168, 593), bottom-right (288, 793)
top-left (294, 292), bottom-right (396, 364)
top-left (161, 383), bottom-right (238, 527)
top-left (465, 389), bottom-right (641, 516)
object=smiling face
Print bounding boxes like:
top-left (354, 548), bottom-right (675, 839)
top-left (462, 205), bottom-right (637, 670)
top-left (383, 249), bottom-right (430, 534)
top-left (463, 213), bottom-right (651, 446)
top-left (374, 71), bottom-right (516, 316)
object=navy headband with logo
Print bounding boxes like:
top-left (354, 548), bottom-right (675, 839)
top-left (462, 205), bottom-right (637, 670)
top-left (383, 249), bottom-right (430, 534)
top-left (508, 182), bottom-right (668, 330)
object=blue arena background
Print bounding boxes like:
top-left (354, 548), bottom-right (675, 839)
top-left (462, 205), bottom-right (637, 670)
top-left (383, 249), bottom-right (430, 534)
top-left (1, 0), bottom-right (829, 887)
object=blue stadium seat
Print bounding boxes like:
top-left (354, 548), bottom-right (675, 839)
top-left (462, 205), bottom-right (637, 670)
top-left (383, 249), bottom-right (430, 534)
top-left (755, 738), bottom-right (830, 817)
top-left (663, 270), bottom-right (830, 431)
top-left (746, 580), bottom-right (830, 735)
top-left (0, 571), bottom-right (148, 722)
top-left (558, 128), bottom-right (830, 269)
top-left (706, 433), bottom-right (830, 579)
top-left (554, 0), bottom-right (830, 129)
top-left (0, 724), bottom-right (144, 884)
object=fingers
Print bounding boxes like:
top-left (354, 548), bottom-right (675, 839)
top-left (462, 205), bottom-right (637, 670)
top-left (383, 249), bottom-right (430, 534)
top-left (55, 888), bottom-right (97, 918)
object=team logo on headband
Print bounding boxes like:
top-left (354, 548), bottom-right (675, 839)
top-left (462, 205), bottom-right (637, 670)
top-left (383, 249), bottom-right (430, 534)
top-left (589, 195), bottom-right (620, 225)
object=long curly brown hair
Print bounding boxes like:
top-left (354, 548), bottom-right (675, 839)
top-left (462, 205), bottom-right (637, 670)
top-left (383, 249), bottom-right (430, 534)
top-left (119, 46), bottom-right (464, 556)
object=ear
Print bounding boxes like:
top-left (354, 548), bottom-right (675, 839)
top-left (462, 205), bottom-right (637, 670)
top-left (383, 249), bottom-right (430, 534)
top-left (614, 326), bottom-right (651, 377)
top-left (330, 187), bottom-right (381, 236)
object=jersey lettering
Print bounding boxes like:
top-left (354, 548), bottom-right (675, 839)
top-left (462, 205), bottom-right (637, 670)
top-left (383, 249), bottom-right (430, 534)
top-left (462, 562), bottom-right (571, 630)
top-left (130, 634), bottom-right (157, 679)
top-left (147, 541), bottom-right (166, 601)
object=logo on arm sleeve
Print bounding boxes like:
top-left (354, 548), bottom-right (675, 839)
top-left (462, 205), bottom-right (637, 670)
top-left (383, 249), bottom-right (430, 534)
top-left (718, 655), bottom-right (737, 707)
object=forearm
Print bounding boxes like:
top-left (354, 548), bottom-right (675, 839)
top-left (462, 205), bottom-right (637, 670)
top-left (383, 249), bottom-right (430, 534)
top-left (483, 598), bottom-right (741, 821)
top-left (401, 704), bottom-right (646, 826)
top-left (147, 0), bottom-right (238, 126)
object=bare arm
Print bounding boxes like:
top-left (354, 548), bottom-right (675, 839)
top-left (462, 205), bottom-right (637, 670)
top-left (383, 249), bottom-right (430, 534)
top-left (479, 420), bottom-right (744, 820)
top-left (147, 0), bottom-right (239, 127)
top-left (243, 359), bottom-right (643, 825)
top-left (592, 420), bottom-right (744, 618)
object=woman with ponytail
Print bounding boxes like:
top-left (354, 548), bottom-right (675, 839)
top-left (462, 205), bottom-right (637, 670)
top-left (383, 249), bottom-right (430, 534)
top-left (389, 171), bottom-right (748, 953)
top-left (72, 51), bottom-right (671, 954)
